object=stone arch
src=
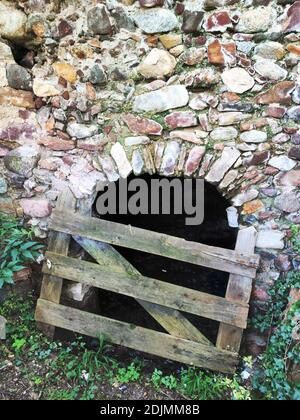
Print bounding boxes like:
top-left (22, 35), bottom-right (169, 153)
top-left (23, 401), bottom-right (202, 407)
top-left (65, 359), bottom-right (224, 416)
top-left (0, 0), bottom-right (299, 357)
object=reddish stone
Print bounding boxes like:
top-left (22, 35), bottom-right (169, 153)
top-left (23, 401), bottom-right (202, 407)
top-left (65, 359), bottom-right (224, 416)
top-left (220, 92), bottom-right (240, 103)
top-left (275, 254), bottom-right (292, 272)
top-left (182, 10), bottom-right (204, 33)
top-left (164, 111), bottom-right (198, 129)
top-left (19, 110), bottom-right (30, 120)
top-left (256, 81), bottom-right (295, 105)
top-left (264, 166), bottom-right (279, 175)
top-left (252, 286), bottom-right (270, 302)
top-left (38, 159), bottom-right (58, 171)
top-left (287, 43), bottom-right (300, 56)
top-left (38, 137), bottom-right (75, 151)
top-left (175, 2), bottom-right (185, 15)
top-left (289, 146), bottom-right (300, 161)
top-left (139, 0), bottom-right (164, 7)
top-left (208, 39), bottom-right (236, 65)
top-left (266, 105), bottom-right (286, 119)
top-left (282, 1), bottom-right (300, 33)
top-left (13, 267), bottom-right (31, 283)
top-left (123, 114), bottom-right (162, 136)
top-left (243, 199), bottom-right (264, 214)
top-left (240, 118), bottom-right (268, 131)
top-left (246, 151), bottom-right (269, 166)
top-left (185, 146), bottom-right (206, 175)
top-left (20, 198), bottom-right (52, 218)
top-left (204, 11), bottom-right (232, 32)
top-left (195, 36), bottom-right (207, 46)
top-left (0, 87), bottom-right (35, 109)
top-left (278, 170), bottom-right (300, 187)
top-left (292, 132), bottom-right (300, 145)
top-left (57, 19), bottom-right (73, 38)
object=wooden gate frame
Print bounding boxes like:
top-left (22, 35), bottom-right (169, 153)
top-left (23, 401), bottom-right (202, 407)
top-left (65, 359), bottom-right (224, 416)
top-left (36, 188), bottom-right (259, 374)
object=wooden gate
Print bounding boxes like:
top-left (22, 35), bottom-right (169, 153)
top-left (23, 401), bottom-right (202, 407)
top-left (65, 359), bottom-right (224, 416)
top-left (36, 189), bottom-right (260, 374)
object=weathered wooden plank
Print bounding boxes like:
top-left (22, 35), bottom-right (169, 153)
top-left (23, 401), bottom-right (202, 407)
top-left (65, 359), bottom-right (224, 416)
top-left (216, 227), bottom-right (258, 352)
top-left (74, 236), bottom-right (212, 346)
top-left (50, 210), bottom-right (259, 277)
top-left (36, 299), bottom-right (238, 374)
top-left (0, 315), bottom-right (6, 340)
top-left (43, 252), bottom-right (249, 328)
top-left (37, 188), bottom-right (76, 338)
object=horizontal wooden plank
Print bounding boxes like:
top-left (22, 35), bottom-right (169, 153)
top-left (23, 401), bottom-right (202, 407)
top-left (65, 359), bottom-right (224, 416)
top-left (74, 235), bottom-right (212, 346)
top-left (44, 252), bottom-right (249, 328)
top-left (50, 210), bottom-right (259, 277)
top-left (35, 299), bottom-right (238, 374)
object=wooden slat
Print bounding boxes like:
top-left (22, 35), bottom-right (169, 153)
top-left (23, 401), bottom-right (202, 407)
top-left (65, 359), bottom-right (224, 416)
top-left (36, 299), bottom-right (238, 374)
top-left (37, 188), bottom-right (76, 338)
top-left (216, 227), bottom-right (258, 352)
top-left (74, 235), bottom-right (212, 346)
top-left (50, 210), bottom-right (259, 277)
top-left (43, 252), bottom-right (249, 328)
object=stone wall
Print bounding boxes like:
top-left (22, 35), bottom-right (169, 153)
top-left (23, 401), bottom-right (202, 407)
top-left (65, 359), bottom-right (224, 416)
top-left (0, 0), bottom-right (300, 354)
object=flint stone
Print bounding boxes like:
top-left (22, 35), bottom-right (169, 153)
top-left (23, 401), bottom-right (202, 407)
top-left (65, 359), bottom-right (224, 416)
top-left (240, 130), bottom-right (267, 143)
top-left (210, 127), bottom-right (238, 141)
top-left (274, 191), bottom-right (300, 213)
top-left (269, 155), bottom-right (296, 171)
top-left (4, 145), bottom-right (40, 177)
top-left (235, 6), bottom-right (276, 33)
top-left (254, 59), bottom-right (287, 81)
top-left (110, 143), bottom-right (132, 179)
top-left (20, 198), bottom-right (52, 218)
top-left (6, 64), bottom-right (31, 91)
top-left (134, 8), bottom-right (178, 34)
top-left (206, 147), bottom-right (241, 184)
top-left (87, 5), bottom-right (112, 35)
top-left (256, 231), bottom-right (285, 249)
top-left (160, 141), bottom-right (181, 176)
top-left (67, 123), bottom-right (98, 139)
top-left (133, 85), bottom-right (189, 113)
top-left (221, 67), bottom-right (255, 94)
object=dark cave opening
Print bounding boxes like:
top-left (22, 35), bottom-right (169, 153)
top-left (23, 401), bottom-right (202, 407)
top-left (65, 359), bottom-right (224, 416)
top-left (92, 174), bottom-right (238, 344)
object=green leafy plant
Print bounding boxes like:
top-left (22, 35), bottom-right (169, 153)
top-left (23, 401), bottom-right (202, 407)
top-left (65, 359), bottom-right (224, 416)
top-left (114, 361), bottom-right (142, 384)
top-left (291, 225), bottom-right (300, 253)
top-left (151, 369), bottom-right (178, 390)
top-left (0, 213), bottom-right (44, 288)
top-left (252, 270), bottom-right (300, 400)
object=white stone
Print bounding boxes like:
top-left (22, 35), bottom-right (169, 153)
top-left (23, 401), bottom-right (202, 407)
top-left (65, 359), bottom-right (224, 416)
top-left (232, 190), bottom-right (259, 207)
top-left (221, 67), bottom-right (255, 94)
top-left (110, 142), bottom-right (132, 179)
top-left (210, 127), bottom-right (238, 142)
top-left (33, 78), bottom-right (60, 97)
top-left (206, 147), bottom-right (241, 184)
top-left (0, 3), bottom-right (26, 40)
top-left (253, 41), bottom-right (285, 61)
top-left (219, 170), bottom-right (238, 189)
top-left (67, 122), bottom-right (98, 139)
top-left (131, 149), bottom-right (144, 175)
top-left (134, 8), bottom-right (178, 34)
top-left (133, 85), bottom-right (189, 113)
top-left (236, 6), bottom-right (276, 34)
top-left (240, 130), bottom-right (267, 143)
top-left (256, 231), bottom-right (285, 250)
top-left (125, 136), bottom-right (150, 146)
top-left (226, 207), bottom-right (239, 228)
top-left (218, 112), bottom-right (252, 126)
top-left (138, 49), bottom-right (176, 79)
top-left (254, 59), bottom-right (287, 81)
top-left (269, 156), bottom-right (297, 171)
